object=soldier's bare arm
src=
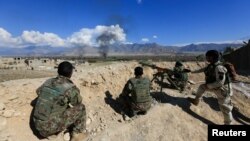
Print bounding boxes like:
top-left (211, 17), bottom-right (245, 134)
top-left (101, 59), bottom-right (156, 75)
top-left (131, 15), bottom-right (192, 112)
top-left (191, 67), bottom-right (206, 73)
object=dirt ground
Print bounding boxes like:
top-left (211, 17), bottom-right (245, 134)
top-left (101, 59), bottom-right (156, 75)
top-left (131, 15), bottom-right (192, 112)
top-left (0, 61), bottom-right (249, 141)
top-left (0, 69), bottom-right (56, 82)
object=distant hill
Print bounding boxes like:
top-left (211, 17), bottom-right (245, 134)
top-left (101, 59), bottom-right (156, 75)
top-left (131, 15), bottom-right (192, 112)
top-left (66, 42), bottom-right (244, 56)
top-left (177, 43), bottom-right (243, 52)
top-left (110, 43), bottom-right (176, 54)
top-left (0, 42), bottom-right (244, 56)
top-left (67, 43), bottom-right (176, 56)
top-left (0, 46), bottom-right (69, 56)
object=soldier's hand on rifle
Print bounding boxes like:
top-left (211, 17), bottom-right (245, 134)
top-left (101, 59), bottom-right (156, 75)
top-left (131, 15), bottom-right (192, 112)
top-left (156, 68), bottom-right (165, 72)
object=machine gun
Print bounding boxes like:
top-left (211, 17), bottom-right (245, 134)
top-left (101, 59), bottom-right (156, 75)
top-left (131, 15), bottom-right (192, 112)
top-left (139, 61), bottom-right (172, 72)
top-left (139, 61), bottom-right (182, 92)
top-left (140, 61), bottom-right (191, 92)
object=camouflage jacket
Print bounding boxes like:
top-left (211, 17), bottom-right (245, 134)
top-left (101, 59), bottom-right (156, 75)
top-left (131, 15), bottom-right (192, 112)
top-left (173, 66), bottom-right (188, 81)
top-left (33, 75), bottom-right (82, 121)
top-left (122, 76), bottom-right (152, 103)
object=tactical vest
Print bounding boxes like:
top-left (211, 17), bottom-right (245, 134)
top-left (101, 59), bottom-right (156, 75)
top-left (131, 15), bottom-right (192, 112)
top-left (129, 77), bottom-right (151, 103)
top-left (204, 63), bottom-right (230, 84)
top-left (34, 78), bottom-right (75, 121)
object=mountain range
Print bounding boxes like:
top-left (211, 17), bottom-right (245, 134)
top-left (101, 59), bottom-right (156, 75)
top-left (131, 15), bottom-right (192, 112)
top-left (0, 42), bottom-right (244, 56)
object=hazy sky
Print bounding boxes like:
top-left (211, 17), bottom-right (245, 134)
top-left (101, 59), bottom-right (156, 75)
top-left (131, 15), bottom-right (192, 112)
top-left (0, 0), bottom-right (250, 47)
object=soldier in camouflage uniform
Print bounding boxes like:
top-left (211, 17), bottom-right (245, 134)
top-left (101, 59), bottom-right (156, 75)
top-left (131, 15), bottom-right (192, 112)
top-left (32, 61), bottom-right (88, 141)
top-left (188, 50), bottom-right (233, 124)
top-left (120, 67), bottom-right (152, 117)
top-left (169, 61), bottom-right (189, 92)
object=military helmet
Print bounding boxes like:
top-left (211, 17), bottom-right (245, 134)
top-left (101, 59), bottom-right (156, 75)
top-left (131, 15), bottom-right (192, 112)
top-left (205, 50), bottom-right (219, 62)
top-left (175, 61), bottom-right (183, 67)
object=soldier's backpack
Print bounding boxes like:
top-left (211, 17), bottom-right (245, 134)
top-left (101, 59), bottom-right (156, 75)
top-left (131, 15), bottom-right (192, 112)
top-left (129, 78), bottom-right (151, 103)
top-left (223, 62), bottom-right (237, 81)
top-left (34, 78), bottom-right (74, 121)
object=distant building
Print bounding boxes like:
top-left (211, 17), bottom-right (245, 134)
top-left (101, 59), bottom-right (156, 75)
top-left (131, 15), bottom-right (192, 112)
top-left (0, 57), bottom-right (26, 70)
top-left (24, 58), bottom-right (55, 70)
top-left (14, 57), bottom-right (24, 64)
top-left (0, 57), bottom-right (77, 70)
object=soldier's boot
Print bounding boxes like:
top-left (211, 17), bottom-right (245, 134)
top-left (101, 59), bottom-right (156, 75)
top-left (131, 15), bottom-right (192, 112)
top-left (71, 132), bottom-right (88, 141)
top-left (187, 97), bottom-right (199, 106)
top-left (128, 109), bottom-right (136, 118)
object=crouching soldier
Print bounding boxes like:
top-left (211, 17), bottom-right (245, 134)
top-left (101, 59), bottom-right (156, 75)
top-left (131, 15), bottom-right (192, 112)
top-left (169, 61), bottom-right (189, 92)
top-left (32, 61), bottom-right (88, 141)
top-left (120, 66), bottom-right (152, 117)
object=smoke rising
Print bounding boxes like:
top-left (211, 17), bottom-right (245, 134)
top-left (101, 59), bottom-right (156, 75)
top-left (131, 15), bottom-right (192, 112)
top-left (96, 31), bottom-right (121, 58)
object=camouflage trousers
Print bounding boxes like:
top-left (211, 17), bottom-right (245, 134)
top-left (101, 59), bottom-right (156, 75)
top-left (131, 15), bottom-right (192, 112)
top-left (195, 84), bottom-right (233, 124)
top-left (34, 104), bottom-right (86, 137)
top-left (130, 101), bottom-right (152, 115)
top-left (167, 77), bottom-right (187, 91)
top-left (120, 95), bottom-right (151, 116)
top-left (175, 80), bottom-right (187, 91)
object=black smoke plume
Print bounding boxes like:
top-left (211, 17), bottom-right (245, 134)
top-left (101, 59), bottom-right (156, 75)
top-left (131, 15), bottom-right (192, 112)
top-left (96, 31), bottom-right (119, 58)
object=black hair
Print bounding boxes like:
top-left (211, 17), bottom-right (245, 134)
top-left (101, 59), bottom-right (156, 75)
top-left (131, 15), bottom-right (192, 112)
top-left (134, 66), bottom-right (143, 76)
top-left (57, 61), bottom-right (74, 77)
top-left (205, 50), bottom-right (219, 62)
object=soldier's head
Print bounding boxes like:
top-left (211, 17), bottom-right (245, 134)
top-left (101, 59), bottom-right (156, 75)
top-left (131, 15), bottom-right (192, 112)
top-left (175, 61), bottom-right (183, 67)
top-left (58, 61), bottom-right (74, 78)
top-left (134, 66), bottom-right (143, 77)
top-left (205, 50), bottom-right (219, 63)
